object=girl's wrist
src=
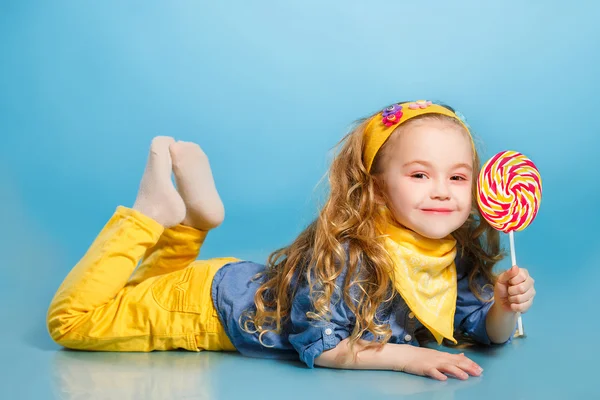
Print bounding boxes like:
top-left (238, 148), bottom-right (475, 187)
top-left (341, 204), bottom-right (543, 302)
top-left (391, 344), bottom-right (418, 372)
top-left (491, 299), bottom-right (516, 316)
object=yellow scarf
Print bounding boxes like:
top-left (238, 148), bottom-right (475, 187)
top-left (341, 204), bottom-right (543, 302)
top-left (381, 219), bottom-right (458, 345)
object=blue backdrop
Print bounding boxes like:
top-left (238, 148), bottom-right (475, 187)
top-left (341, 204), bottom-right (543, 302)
top-left (1, 1), bottom-right (598, 398)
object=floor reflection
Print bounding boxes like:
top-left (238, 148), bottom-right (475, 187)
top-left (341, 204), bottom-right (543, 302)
top-left (51, 349), bottom-right (482, 400)
top-left (51, 350), bottom-right (222, 400)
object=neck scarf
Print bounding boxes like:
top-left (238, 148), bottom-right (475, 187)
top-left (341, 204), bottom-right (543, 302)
top-left (381, 219), bottom-right (458, 344)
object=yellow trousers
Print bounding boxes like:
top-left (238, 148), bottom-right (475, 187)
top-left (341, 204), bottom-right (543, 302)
top-left (47, 206), bottom-right (240, 352)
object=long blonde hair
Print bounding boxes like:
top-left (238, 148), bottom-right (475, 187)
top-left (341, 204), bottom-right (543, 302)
top-left (240, 104), bottom-right (505, 349)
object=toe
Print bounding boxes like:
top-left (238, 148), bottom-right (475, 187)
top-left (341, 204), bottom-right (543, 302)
top-left (170, 141), bottom-right (208, 165)
top-left (169, 141), bottom-right (183, 160)
top-left (152, 136), bottom-right (175, 144)
top-left (150, 136), bottom-right (176, 153)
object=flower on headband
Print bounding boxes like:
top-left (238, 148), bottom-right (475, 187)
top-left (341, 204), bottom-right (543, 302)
top-left (382, 104), bottom-right (403, 126)
top-left (382, 104), bottom-right (402, 117)
top-left (408, 100), bottom-right (432, 110)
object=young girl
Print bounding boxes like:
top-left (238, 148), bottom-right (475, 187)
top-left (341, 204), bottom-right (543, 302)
top-left (47, 100), bottom-right (537, 381)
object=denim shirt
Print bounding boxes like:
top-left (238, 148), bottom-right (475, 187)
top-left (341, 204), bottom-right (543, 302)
top-left (211, 251), bottom-right (511, 368)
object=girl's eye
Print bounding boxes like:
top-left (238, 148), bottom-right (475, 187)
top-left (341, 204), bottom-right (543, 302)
top-left (451, 176), bottom-right (466, 181)
top-left (412, 173), bottom-right (426, 179)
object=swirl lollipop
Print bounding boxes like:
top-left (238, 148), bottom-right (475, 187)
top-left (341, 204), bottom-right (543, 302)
top-left (477, 150), bottom-right (542, 336)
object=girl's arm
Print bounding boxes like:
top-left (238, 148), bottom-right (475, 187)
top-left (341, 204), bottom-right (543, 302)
top-left (314, 338), bottom-right (407, 371)
top-left (485, 302), bottom-right (519, 344)
top-left (314, 338), bottom-right (483, 380)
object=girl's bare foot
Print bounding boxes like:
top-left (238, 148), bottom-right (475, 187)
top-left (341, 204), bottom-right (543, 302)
top-left (169, 141), bottom-right (225, 231)
top-left (132, 136), bottom-right (186, 228)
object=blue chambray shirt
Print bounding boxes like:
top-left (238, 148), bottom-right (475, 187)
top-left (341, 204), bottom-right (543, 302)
top-left (211, 251), bottom-right (512, 368)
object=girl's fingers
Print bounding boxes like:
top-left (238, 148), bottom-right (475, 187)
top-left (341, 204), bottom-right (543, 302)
top-left (508, 288), bottom-right (536, 304)
top-left (453, 354), bottom-right (482, 376)
top-left (422, 352), bottom-right (485, 381)
top-left (426, 367), bottom-right (448, 381)
top-left (508, 268), bottom-right (529, 286)
top-left (457, 361), bottom-right (483, 376)
top-left (497, 265), bottom-right (520, 284)
top-left (440, 364), bottom-right (469, 380)
top-left (510, 297), bottom-right (534, 313)
top-left (507, 280), bottom-right (532, 296)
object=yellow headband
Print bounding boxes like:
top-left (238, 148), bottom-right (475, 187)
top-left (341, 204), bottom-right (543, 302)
top-left (363, 100), bottom-right (474, 172)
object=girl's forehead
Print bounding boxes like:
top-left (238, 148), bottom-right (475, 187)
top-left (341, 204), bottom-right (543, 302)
top-left (390, 123), bottom-right (472, 157)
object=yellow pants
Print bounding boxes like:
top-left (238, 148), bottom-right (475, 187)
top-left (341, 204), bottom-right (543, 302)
top-left (47, 206), bottom-right (240, 352)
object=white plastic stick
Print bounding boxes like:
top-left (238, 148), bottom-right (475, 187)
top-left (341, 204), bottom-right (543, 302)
top-left (509, 231), bottom-right (524, 336)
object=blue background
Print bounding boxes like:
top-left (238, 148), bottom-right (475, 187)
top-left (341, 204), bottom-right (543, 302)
top-left (1, 1), bottom-right (598, 398)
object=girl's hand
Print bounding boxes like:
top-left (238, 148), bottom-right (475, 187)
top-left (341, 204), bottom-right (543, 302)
top-left (400, 347), bottom-right (483, 381)
top-left (494, 265), bottom-right (536, 313)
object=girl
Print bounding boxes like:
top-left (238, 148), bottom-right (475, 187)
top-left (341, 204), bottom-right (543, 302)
top-left (47, 100), bottom-right (537, 381)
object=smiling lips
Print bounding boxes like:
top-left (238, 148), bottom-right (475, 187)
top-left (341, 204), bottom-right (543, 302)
top-left (421, 208), bottom-right (453, 214)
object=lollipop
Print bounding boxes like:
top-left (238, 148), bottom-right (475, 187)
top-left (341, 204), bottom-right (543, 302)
top-left (477, 150), bottom-right (542, 336)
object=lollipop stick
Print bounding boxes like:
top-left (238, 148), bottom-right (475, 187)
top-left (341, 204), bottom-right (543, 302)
top-left (509, 231), bottom-right (524, 337)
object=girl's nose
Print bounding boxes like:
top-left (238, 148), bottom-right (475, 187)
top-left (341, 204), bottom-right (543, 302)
top-left (430, 180), bottom-right (451, 200)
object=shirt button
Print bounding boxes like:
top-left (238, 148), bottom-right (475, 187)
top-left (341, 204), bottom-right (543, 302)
top-left (324, 328), bottom-right (333, 335)
top-left (404, 334), bottom-right (412, 342)
top-left (408, 312), bottom-right (415, 319)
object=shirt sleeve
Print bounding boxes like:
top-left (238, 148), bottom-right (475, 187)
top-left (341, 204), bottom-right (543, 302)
top-left (454, 255), bottom-right (516, 345)
top-left (287, 283), bottom-right (354, 368)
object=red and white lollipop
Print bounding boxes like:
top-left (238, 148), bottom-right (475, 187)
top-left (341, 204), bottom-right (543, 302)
top-left (477, 150), bottom-right (542, 336)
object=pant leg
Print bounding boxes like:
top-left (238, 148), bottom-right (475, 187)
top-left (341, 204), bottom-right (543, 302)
top-left (126, 220), bottom-right (208, 287)
top-left (46, 206), bottom-right (201, 351)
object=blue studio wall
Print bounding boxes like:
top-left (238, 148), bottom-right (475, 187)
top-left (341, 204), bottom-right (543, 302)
top-left (1, 1), bottom-right (599, 398)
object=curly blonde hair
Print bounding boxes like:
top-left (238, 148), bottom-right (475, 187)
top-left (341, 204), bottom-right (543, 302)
top-left (240, 103), bottom-right (506, 350)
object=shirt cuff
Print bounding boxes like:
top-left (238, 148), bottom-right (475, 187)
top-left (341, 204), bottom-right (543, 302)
top-left (298, 323), bottom-right (349, 368)
top-left (463, 301), bottom-right (517, 345)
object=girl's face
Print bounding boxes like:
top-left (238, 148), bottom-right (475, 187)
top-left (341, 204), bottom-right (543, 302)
top-left (375, 118), bottom-right (474, 239)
